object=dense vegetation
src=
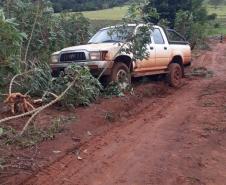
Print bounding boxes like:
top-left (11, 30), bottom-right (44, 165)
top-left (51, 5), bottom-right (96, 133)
top-left (0, 0), bottom-right (224, 100)
top-left (146, 0), bottom-right (217, 46)
top-left (51, 0), bottom-right (129, 12)
top-left (0, 0), bottom-right (90, 88)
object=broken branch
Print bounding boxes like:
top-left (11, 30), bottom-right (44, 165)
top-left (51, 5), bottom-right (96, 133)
top-left (0, 78), bottom-right (76, 135)
top-left (9, 69), bottom-right (34, 95)
top-left (21, 78), bottom-right (77, 135)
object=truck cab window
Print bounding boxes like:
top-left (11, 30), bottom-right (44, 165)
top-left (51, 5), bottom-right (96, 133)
top-left (166, 30), bottom-right (185, 42)
top-left (152, 28), bottom-right (165, 44)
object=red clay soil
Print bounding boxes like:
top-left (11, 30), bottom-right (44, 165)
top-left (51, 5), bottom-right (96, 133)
top-left (1, 40), bottom-right (226, 185)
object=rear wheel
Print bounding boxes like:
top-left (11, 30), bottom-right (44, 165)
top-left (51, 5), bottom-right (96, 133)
top-left (167, 63), bottom-right (183, 88)
top-left (109, 62), bottom-right (131, 88)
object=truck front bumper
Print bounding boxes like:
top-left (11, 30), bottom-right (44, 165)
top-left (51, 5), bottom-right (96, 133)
top-left (50, 60), bottom-right (114, 77)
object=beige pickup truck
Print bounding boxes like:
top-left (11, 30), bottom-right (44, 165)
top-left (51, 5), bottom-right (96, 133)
top-left (50, 24), bottom-right (191, 87)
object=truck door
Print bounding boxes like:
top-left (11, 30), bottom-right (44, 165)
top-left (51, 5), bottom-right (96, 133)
top-left (152, 28), bottom-right (171, 69)
top-left (134, 27), bottom-right (156, 72)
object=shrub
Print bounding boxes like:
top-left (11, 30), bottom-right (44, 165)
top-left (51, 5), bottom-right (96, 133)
top-left (1, 0), bottom-right (90, 68)
top-left (15, 63), bottom-right (102, 107)
top-left (214, 23), bottom-right (220, 28)
top-left (47, 65), bottom-right (102, 106)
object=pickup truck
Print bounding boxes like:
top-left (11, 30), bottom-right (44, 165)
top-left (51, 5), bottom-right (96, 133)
top-left (50, 24), bottom-right (191, 87)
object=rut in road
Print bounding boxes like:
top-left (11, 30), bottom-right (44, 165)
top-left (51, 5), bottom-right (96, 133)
top-left (24, 42), bottom-right (226, 185)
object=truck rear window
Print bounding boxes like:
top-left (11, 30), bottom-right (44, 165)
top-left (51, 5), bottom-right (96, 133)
top-left (152, 29), bottom-right (165, 44)
top-left (166, 29), bottom-right (186, 42)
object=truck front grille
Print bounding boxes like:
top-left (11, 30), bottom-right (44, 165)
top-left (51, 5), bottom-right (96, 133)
top-left (60, 52), bottom-right (86, 62)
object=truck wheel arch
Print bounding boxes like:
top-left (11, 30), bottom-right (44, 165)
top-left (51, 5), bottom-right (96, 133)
top-left (114, 55), bottom-right (133, 72)
top-left (169, 55), bottom-right (184, 76)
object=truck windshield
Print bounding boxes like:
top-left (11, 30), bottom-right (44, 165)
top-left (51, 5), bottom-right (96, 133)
top-left (88, 26), bottom-right (135, 44)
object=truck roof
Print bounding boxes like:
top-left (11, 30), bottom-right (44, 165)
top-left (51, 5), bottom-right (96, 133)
top-left (100, 24), bottom-right (161, 31)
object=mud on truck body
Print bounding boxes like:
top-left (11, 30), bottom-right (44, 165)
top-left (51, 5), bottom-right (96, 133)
top-left (50, 24), bottom-right (192, 87)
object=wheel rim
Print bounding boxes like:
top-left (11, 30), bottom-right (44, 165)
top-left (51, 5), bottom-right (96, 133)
top-left (116, 69), bottom-right (129, 83)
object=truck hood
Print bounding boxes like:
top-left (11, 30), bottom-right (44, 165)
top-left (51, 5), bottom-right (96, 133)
top-left (60, 43), bottom-right (121, 52)
top-left (52, 42), bottom-right (130, 61)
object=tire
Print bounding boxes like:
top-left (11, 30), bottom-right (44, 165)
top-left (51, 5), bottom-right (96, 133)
top-left (167, 63), bottom-right (183, 88)
top-left (109, 62), bottom-right (131, 86)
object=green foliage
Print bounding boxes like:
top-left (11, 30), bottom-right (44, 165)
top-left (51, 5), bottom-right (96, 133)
top-left (0, 115), bottom-right (75, 148)
top-left (15, 63), bottom-right (102, 106)
top-left (57, 13), bottom-right (90, 47)
top-left (0, 65), bottom-right (14, 88)
top-left (103, 82), bottom-right (125, 97)
top-left (0, 9), bottom-right (26, 69)
top-left (49, 65), bottom-right (102, 106)
top-left (149, 0), bottom-right (193, 27)
top-left (111, 1), bottom-right (158, 62)
top-left (15, 62), bottom-right (53, 96)
top-left (175, 11), bottom-right (206, 43)
top-left (1, 0), bottom-right (90, 66)
top-left (171, 0), bottom-right (215, 47)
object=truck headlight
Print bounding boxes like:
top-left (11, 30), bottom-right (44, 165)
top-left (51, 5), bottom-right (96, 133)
top-left (90, 51), bottom-right (109, 61)
top-left (90, 51), bottom-right (101, 61)
top-left (51, 55), bottom-right (59, 63)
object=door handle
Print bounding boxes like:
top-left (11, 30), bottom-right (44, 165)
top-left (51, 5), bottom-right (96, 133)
top-left (164, 47), bottom-right (167, 50)
top-left (150, 46), bottom-right (154, 50)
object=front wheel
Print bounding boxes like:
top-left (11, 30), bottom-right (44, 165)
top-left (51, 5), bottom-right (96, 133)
top-left (109, 62), bottom-right (131, 88)
top-left (167, 63), bottom-right (183, 88)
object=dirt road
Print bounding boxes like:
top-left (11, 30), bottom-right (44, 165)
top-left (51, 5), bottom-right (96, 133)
top-left (20, 41), bottom-right (226, 185)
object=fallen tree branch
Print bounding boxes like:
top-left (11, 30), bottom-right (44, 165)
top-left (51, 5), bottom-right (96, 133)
top-left (21, 78), bottom-right (77, 135)
top-left (0, 78), bottom-right (76, 135)
top-left (9, 70), bottom-right (34, 95)
top-left (0, 105), bottom-right (39, 124)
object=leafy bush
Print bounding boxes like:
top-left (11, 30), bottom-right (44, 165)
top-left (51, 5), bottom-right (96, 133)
top-left (1, 0), bottom-right (90, 67)
top-left (103, 82), bottom-right (125, 97)
top-left (214, 22), bottom-right (220, 28)
top-left (15, 64), bottom-right (102, 106)
top-left (0, 9), bottom-right (26, 66)
top-left (174, 10), bottom-right (209, 48)
top-left (48, 65), bottom-right (102, 106)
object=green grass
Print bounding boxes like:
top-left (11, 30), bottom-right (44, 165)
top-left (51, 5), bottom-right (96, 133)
top-left (206, 5), bottom-right (226, 18)
top-left (205, 4), bottom-right (226, 35)
top-left (82, 4), bottom-right (226, 20)
top-left (207, 26), bottom-right (226, 36)
top-left (81, 3), bottom-right (226, 36)
top-left (82, 6), bottom-right (128, 20)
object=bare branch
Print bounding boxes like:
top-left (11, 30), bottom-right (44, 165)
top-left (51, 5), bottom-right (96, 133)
top-left (9, 70), bottom-right (34, 95)
top-left (24, 0), bottom-right (42, 67)
top-left (0, 78), bottom-right (77, 135)
top-left (20, 78), bottom-right (77, 135)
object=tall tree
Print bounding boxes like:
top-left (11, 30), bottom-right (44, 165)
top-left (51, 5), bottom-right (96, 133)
top-left (147, 0), bottom-right (208, 28)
